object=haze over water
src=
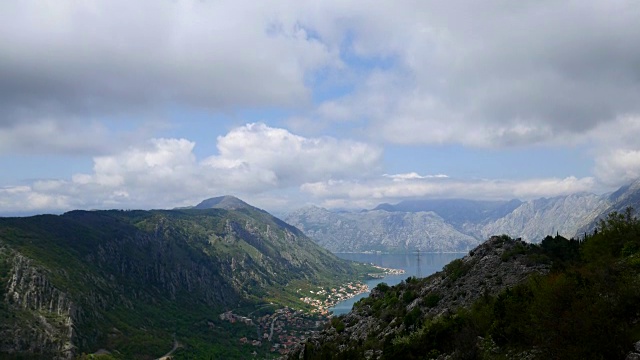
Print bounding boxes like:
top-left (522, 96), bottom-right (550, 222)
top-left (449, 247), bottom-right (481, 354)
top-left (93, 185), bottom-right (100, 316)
top-left (330, 252), bottom-right (465, 315)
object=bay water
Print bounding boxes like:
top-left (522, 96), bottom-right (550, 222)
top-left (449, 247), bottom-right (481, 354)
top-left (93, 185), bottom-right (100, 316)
top-left (330, 252), bottom-right (465, 315)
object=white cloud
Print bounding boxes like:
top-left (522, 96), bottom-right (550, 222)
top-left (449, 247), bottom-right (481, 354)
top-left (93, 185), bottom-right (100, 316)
top-left (301, 175), bottom-right (597, 209)
top-left (580, 115), bottom-right (640, 187)
top-left (203, 123), bottom-right (382, 189)
top-left (0, 124), bottom-right (381, 213)
top-left (595, 150), bottom-right (640, 186)
top-left (0, 185), bottom-right (70, 213)
top-left (0, 0), bottom-right (342, 159)
top-left (3, 1), bottom-right (639, 156)
top-left (1, 1), bottom-right (638, 214)
top-left (0, 1), bottom-right (340, 117)
top-left (286, 1), bottom-right (640, 148)
top-left (383, 172), bottom-right (448, 181)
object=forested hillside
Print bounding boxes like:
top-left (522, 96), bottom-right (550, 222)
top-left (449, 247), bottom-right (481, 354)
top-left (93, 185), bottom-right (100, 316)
top-left (0, 200), bottom-right (373, 359)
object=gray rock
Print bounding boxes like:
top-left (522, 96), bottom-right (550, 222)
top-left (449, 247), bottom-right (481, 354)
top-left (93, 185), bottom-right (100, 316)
top-left (288, 236), bottom-right (550, 359)
top-left (286, 206), bottom-right (479, 252)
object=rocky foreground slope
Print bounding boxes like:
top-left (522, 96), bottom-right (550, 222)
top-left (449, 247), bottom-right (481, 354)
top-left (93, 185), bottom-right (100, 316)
top-left (291, 214), bottom-right (640, 359)
top-left (289, 236), bottom-right (550, 359)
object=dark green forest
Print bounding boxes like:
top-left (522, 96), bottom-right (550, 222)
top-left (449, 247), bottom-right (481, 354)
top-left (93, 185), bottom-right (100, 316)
top-left (0, 207), bottom-right (375, 359)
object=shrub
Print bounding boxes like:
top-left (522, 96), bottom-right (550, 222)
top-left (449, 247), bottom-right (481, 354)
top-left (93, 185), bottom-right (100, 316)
top-left (443, 259), bottom-right (470, 281)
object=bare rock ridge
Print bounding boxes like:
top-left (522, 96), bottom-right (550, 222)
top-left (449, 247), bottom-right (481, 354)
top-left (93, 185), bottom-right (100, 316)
top-left (577, 180), bottom-right (640, 235)
top-left (286, 206), bottom-right (479, 252)
top-left (286, 179), bottom-right (640, 252)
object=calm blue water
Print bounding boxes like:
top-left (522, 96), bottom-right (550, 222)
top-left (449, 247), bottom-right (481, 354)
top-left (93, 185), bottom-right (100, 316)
top-left (330, 252), bottom-right (465, 315)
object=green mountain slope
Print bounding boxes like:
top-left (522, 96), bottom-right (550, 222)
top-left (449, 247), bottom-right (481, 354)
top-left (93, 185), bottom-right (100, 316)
top-left (0, 199), bottom-right (371, 359)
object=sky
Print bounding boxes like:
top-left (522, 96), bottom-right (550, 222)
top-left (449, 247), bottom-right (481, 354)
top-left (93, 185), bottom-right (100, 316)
top-left (1, 0), bottom-right (640, 215)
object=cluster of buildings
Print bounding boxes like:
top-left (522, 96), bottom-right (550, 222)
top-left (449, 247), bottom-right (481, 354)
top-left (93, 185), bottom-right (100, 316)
top-left (220, 306), bottom-right (326, 357)
top-left (219, 310), bottom-right (253, 325)
top-left (258, 307), bottom-right (322, 355)
top-left (299, 281), bottom-right (369, 315)
top-left (369, 265), bottom-right (405, 278)
top-left (218, 276), bottom-right (402, 357)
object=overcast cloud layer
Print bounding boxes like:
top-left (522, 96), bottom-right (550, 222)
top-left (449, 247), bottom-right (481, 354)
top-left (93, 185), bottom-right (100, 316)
top-left (1, 1), bottom-right (640, 214)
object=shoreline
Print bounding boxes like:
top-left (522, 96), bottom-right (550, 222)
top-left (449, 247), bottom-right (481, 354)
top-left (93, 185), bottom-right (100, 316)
top-left (335, 251), bottom-right (468, 254)
top-left (304, 265), bottom-right (407, 315)
top-left (299, 281), bottom-right (370, 315)
top-left (368, 264), bottom-right (405, 278)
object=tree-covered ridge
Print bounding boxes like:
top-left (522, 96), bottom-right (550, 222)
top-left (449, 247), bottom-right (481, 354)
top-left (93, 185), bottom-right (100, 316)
top-left (0, 206), bottom-right (375, 359)
top-left (296, 209), bottom-right (640, 360)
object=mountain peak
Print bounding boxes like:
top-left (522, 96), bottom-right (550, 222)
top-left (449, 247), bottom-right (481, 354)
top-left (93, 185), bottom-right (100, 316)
top-left (372, 203), bottom-right (396, 212)
top-left (194, 195), bottom-right (251, 210)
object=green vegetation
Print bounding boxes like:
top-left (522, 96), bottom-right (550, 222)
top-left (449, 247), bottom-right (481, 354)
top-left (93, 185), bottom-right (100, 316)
top-left (443, 258), bottom-right (471, 281)
top-left (302, 208), bottom-right (640, 359)
top-left (0, 206), bottom-right (375, 359)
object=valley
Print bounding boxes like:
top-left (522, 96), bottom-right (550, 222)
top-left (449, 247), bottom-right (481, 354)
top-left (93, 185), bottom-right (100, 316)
top-left (0, 197), bottom-right (380, 359)
top-left (3, 181), bottom-right (640, 359)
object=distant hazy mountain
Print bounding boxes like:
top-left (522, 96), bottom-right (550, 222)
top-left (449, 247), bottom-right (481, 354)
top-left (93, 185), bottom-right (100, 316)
top-left (286, 180), bottom-right (640, 252)
top-left (194, 195), bottom-right (255, 210)
top-left (373, 199), bottom-right (522, 227)
top-left (576, 180), bottom-right (640, 236)
top-left (477, 193), bottom-right (609, 241)
top-left (285, 206), bottom-right (479, 252)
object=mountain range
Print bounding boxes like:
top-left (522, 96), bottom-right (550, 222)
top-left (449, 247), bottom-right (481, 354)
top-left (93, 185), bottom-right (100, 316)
top-left (0, 196), bottom-right (370, 359)
top-left (286, 180), bottom-right (640, 252)
top-left (289, 226), bottom-right (640, 359)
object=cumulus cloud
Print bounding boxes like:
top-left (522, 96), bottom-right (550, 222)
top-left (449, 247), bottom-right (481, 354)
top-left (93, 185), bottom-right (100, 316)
top-left (0, 124), bottom-right (381, 213)
top-left (578, 115), bottom-right (640, 187)
top-left (0, 0), bottom-right (342, 157)
top-left (203, 123), bottom-right (381, 190)
top-left (595, 150), bottom-right (640, 186)
top-left (383, 172), bottom-right (448, 181)
top-left (1, 1), bottom-right (637, 213)
top-left (4, 1), bottom-right (639, 154)
top-left (295, 1), bottom-right (640, 148)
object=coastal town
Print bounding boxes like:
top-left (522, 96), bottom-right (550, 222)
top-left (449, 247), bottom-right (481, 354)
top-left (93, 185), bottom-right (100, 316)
top-left (369, 264), bottom-right (405, 278)
top-left (218, 265), bottom-right (405, 357)
top-left (298, 281), bottom-right (369, 315)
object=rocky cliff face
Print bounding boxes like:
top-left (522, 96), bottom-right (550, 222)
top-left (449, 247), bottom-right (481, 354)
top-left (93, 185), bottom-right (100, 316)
top-left (286, 189), bottom-right (632, 252)
top-left (1, 247), bottom-right (75, 358)
top-left (0, 215), bottom-right (239, 358)
top-left (577, 179), bottom-right (640, 236)
top-left (477, 193), bottom-right (609, 242)
top-left (286, 206), bottom-right (479, 252)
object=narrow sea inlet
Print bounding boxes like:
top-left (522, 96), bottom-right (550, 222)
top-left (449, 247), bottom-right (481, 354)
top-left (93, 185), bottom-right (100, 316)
top-left (330, 252), bottom-right (465, 315)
